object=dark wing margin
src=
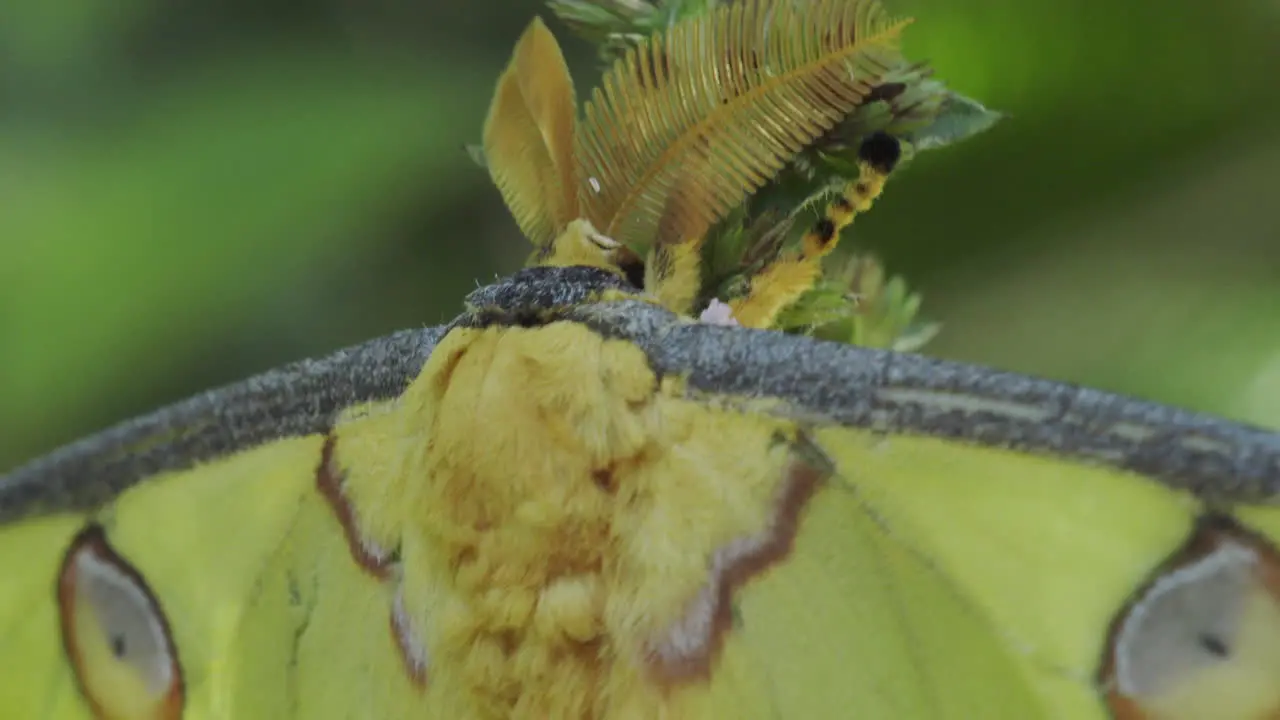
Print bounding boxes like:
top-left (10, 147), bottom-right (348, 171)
top-left (561, 298), bottom-right (1280, 503)
top-left (461, 266), bottom-right (1280, 503)
top-left (7, 265), bottom-right (1280, 524)
top-left (0, 328), bottom-right (444, 523)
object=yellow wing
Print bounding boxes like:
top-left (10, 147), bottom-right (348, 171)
top-left (0, 331), bottom-right (442, 719)
top-left (5, 266), bottom-right (1280, 719)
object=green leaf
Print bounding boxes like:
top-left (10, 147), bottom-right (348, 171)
top-left (906, 91), bottom-right (1004, 151)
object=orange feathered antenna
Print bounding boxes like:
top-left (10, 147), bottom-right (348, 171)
top-left (483, 17), bottom-right (580, 248)
top-left (576, 0), bottom-right (911, 253)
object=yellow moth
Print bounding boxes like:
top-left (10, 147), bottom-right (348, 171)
top-left (3, 1), bottom-right (1280, 720)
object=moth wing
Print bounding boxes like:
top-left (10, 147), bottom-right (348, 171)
top-left (734, 426), bottom-right (1195, 717)
top-left (0, 332), bottom-right (437, 719)
top-left (581, 297), bottom-right (1280, 719)
top-left (0, 435), bottom-right (422, 719)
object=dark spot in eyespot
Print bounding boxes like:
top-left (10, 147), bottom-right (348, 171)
top-left (111, 634), bottom-right (127, 659)
top-left (1198, 633), bottom-right (1230, 658)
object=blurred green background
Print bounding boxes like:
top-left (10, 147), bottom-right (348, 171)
top-left (3, 0), bottom-right (1279, 471)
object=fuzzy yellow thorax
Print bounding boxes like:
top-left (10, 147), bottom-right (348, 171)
top-left (333, 320), bottom-right (818, 718)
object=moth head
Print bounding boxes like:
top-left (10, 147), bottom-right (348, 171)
top-left (534, 218), bottom-right (643, 285)
top-left (481, 1), bottom-right (985, 345)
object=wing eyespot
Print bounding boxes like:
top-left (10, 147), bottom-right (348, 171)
top-left (58, 524), bottom-right (183, 720)
top-left (1101, 515), bottom-right (1280, 720)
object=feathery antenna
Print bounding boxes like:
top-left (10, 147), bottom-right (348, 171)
top-left (483, 18), bottom-right (580, 248)
top-left (576, 0), bottom-right (911, 253)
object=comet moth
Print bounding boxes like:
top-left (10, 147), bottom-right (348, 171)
top-left (3, 0), bottom-right (1280, 719)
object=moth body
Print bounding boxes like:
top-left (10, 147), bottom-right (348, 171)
top-left (6, 267), bottom-right (1280, 719)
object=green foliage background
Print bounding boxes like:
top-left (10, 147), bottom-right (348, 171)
top-left (2, 0), bottom-right (1278, 471)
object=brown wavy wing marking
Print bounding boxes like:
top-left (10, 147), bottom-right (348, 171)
top-left (315, 435), bottom-right (432, 688)
top-left (1100, 514), bottom-right (1280, 720)
top-left (315, 434), bottom-right (393, 577)
top-left (643, 442), bottom-right (826, 682)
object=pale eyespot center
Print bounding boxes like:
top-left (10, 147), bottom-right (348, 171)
top-left (60, 526), bottom-right (183, 720)
top-left (75, 550), bottom-right (174, 695)
top-left (1105, 523), bottom-right (1280, 720)
top-left (1115, 542), bottom-right (1255, 697)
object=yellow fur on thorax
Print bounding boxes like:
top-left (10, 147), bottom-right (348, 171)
top-left (730, 160), bottom-right (891, 329)
top-left (334, 320), bottom-right (805, 718)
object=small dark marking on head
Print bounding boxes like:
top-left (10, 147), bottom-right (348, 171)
top-left (316, 435), bottom-right (393, 578)
top-left (857, 132), bottom-right (901, 174)
top-left (511, 310), bottom-right (545, 328)
top-left (615, 248), bottom-right (646, 289)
